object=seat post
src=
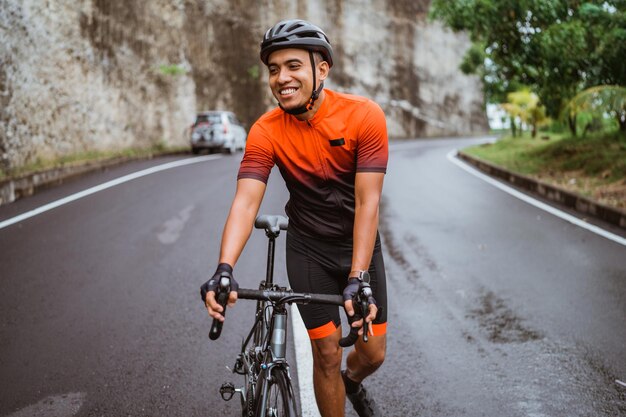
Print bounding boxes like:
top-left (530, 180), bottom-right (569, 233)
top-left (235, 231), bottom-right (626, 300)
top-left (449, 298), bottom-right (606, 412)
top-left (265, 234), bottom-right (276, 285)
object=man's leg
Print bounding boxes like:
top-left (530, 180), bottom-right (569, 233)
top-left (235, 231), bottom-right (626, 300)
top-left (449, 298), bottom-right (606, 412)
top-left (309, 329), bottom-right (387, 417)
top-left (342, 334), bottom-right (386, 417)
top-left (310, 326), bottom-right (345, 417)
top-left (345, 334), bottom-right (386, 382)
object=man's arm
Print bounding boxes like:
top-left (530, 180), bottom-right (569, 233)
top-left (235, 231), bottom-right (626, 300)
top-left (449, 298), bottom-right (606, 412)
top-left (351, 172), bottom-right (384, 272)
top-left (205, 178), bottom-right (266, 320)
top-left (219, 178), bottom-right (267, 265)
top-left (345, 172), bottom-right (384, 325)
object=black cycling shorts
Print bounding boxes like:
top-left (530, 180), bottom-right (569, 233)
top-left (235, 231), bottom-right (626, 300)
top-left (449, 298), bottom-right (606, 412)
top-left (286, 227), bottom-right (388, 340)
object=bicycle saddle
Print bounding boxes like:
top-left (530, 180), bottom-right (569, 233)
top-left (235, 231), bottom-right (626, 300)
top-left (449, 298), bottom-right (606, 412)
top-left (255, 214), bottom-right (289, 236)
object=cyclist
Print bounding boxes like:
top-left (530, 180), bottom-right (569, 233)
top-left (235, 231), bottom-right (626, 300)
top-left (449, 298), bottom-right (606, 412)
top-left (202, 19), bottom-right (388, 417)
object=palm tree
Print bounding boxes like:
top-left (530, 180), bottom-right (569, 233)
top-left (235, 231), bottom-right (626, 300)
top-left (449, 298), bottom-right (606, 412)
top-left (563, 86), bottom-right (626, 134)
top-left (500, 90), bottom-right (549, 138)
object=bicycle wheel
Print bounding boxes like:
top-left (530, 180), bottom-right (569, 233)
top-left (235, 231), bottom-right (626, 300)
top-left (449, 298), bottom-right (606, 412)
top-left (254, 367), bottom-right (297, 417)
top-left (243, 377), bottom-right (255, 417)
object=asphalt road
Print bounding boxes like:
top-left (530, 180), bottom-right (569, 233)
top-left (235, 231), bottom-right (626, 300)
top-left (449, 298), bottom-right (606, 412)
top-left (0, 138), bottom-right (625, 417)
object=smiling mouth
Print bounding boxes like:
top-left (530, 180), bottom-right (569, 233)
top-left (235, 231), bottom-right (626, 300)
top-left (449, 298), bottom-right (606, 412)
top-left (279, 87), bottom-right (298, 96)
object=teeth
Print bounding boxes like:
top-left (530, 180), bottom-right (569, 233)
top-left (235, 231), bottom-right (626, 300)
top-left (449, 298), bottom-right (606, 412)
top-left (280, 88), bottom-right (296, 95)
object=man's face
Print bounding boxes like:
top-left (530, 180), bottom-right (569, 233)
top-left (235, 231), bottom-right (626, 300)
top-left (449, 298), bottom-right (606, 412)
top-left (267, 48), bottom-right (320, 111)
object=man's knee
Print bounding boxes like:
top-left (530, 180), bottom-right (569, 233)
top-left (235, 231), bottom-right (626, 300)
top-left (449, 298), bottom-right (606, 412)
top-left (313, 343), bottom-right (342, 371)
top-left (357, 337), bottom-right (386, 368)
top-left (311, 333), bottom-right (342, 375)
top-left (363, 349), bottom-right (385, 368)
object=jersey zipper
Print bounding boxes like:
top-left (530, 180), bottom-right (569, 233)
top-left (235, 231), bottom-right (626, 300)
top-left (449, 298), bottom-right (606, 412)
top-left (307, 121), bottom-right (347, 236)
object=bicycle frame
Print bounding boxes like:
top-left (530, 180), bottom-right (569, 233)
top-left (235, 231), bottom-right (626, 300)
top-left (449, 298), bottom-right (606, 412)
top-left (253, 303), bottom-right (291, 415)
top-left (225, 222), bottom-right (294, 416)
top-left (217, 215), bottom-right (344, 417)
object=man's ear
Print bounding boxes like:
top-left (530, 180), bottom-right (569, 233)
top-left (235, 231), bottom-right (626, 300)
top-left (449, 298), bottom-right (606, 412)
top-left (318, 61), bottom-right (330, 81)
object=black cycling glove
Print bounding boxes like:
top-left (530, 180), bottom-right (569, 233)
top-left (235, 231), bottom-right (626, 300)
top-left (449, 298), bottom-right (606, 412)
top-left (343, 278), bottom-right (376, 305)
top-left (343, 278), bottom-right (361, 303)
top-left (200, 263), bottom-right (238, 303)
top-left (339, 278), bottom-right (377, 347)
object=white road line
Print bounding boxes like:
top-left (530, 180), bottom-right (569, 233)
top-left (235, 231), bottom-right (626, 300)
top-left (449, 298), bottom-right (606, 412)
top-left (0, 155), bottom-right (221, 230)
top-left (6, 392), bottom-right (85, 417)
top-left (447, 150), bottom-right (626, 247)
top-left (291, 304), bottom-right (321, 417)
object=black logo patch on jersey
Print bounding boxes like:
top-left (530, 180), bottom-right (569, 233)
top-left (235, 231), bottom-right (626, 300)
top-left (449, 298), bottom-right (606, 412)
top-left (329, 138), bottom-right (345, 146)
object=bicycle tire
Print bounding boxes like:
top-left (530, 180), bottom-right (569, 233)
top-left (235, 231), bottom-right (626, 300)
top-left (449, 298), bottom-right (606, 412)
top-left (244, 377), bottom-right (255, 417)
top-left (254, 367), bottom-right (297, 417)
top-left (244, 302), bottom-right (266, 417)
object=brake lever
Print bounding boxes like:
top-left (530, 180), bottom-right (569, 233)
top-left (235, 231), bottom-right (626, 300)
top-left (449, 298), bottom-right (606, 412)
top-left (358, 282), bottom-right (374, 343)
top-left (339, 281), bottom-right (373, 347)
top-left (209, 273), bottom-right (231, 340)
top-left (359, 291), bottom-right (370, 343)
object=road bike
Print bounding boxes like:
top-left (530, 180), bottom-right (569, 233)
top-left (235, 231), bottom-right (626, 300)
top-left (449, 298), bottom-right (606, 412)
top-left (207, 214), bottom-right (374, 417)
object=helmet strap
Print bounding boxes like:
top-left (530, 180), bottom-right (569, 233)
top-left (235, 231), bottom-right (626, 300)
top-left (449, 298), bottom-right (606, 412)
top-left (280, 51), bottom-right (324, 116)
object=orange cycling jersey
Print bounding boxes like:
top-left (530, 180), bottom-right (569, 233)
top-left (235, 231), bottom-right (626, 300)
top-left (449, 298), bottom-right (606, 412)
top-left (238, 88), bottom-right (388, 239)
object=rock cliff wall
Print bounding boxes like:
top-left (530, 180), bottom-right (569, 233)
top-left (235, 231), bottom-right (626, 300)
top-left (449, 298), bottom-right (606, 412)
top-left (0, 0), bottom-right (487, 174)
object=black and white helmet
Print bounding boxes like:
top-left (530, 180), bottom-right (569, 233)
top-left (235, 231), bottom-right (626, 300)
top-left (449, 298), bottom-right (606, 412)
top-left (260, 19), bottom-right (333, 67)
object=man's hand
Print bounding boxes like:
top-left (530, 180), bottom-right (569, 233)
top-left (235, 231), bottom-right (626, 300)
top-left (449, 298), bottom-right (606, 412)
top-left (343, 278), bottom-right (377, 335)
top-left (201, 263), bottom-right (239, 322)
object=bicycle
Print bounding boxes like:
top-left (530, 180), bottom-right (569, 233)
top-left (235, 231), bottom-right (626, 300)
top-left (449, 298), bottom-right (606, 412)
top-left (207, 214), bottom-right (375, 417)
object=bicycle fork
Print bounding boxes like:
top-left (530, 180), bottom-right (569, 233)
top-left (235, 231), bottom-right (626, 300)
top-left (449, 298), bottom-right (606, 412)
top-left (219, 308), bottom-right (291, 404)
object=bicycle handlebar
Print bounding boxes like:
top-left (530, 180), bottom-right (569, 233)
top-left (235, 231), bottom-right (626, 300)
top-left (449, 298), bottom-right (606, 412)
top-left (237, 288), bottom-right (343, 306)
top-left (209, 285), bottom-right (374, 347)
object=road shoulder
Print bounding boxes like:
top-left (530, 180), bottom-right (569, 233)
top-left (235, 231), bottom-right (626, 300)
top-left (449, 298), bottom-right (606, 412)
top-left (457, 150), bottom-right (626, 231)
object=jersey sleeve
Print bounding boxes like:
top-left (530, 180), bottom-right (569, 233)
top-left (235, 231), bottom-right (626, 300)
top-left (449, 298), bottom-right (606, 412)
top-left (237, 122), bottom-right (275, 183)
top-left (356, 101), bottom-right (388, 173)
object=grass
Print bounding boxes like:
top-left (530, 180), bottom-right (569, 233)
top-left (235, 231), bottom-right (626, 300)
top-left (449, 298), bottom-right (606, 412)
top-left (156, 64), bottom-right (187, 77)
top-left (464, 130), bottom-right (626, 209)
top-left (0, 143), bottom-right (188, 182)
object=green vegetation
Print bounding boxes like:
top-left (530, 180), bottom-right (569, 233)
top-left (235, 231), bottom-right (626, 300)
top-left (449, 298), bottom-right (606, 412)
top-left (563, 85), bottom-right (626, 134)
top-left (431, 1), bottom-right (626, 209)
top-left (430, 0), bottom-right (626, 133)
top-left (501, 89), bottom-right (549, 138)
top-left (156, 64), bottom-right (187, 77)
top-left (466, 132), bottom-right (625, 177)
top-left (0, 143), bottom-right (187, 182)
top-left (247, 64), bottom-right (260, 80)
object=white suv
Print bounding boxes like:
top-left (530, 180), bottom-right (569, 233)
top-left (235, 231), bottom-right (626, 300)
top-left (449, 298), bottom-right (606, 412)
top-left (190, 111), bottom-right (247, 154)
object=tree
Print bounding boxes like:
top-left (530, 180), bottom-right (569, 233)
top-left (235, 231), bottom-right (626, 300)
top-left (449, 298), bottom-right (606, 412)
top-left (563, 85), bottom-right (626, 133)
top-left (430, 0), bottom-right (626, 133)
top-left (501, 89), bottom-right (548, 137)
top-left (501, 102), bottom-right (522, 137)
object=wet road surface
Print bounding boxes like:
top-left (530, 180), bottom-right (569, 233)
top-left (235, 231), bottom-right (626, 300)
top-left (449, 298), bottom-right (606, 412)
top-left (0, 153), bottom-right (294, 416)
top-left (1, 137), bottom-right (625, 416)
top-left (367, 138), bottom-right (626, 417)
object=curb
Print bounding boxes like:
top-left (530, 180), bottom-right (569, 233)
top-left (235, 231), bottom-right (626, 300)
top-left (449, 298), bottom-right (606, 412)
top-left (457, 151), bottom-right (626, 230)
top-left (0, 150), bottom-right (188, 207)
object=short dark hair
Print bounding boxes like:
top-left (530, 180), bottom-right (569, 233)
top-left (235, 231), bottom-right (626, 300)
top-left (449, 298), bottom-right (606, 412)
top-left (312, 51), bottom-right (325, 66)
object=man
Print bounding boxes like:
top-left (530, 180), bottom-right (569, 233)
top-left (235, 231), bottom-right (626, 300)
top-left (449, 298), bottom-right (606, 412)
top-left (202, 19), bottom-right (388, 417)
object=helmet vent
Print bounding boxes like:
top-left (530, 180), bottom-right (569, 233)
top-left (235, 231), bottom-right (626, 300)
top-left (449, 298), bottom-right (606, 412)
top-left (287, 22), bottom-right (304, 31)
